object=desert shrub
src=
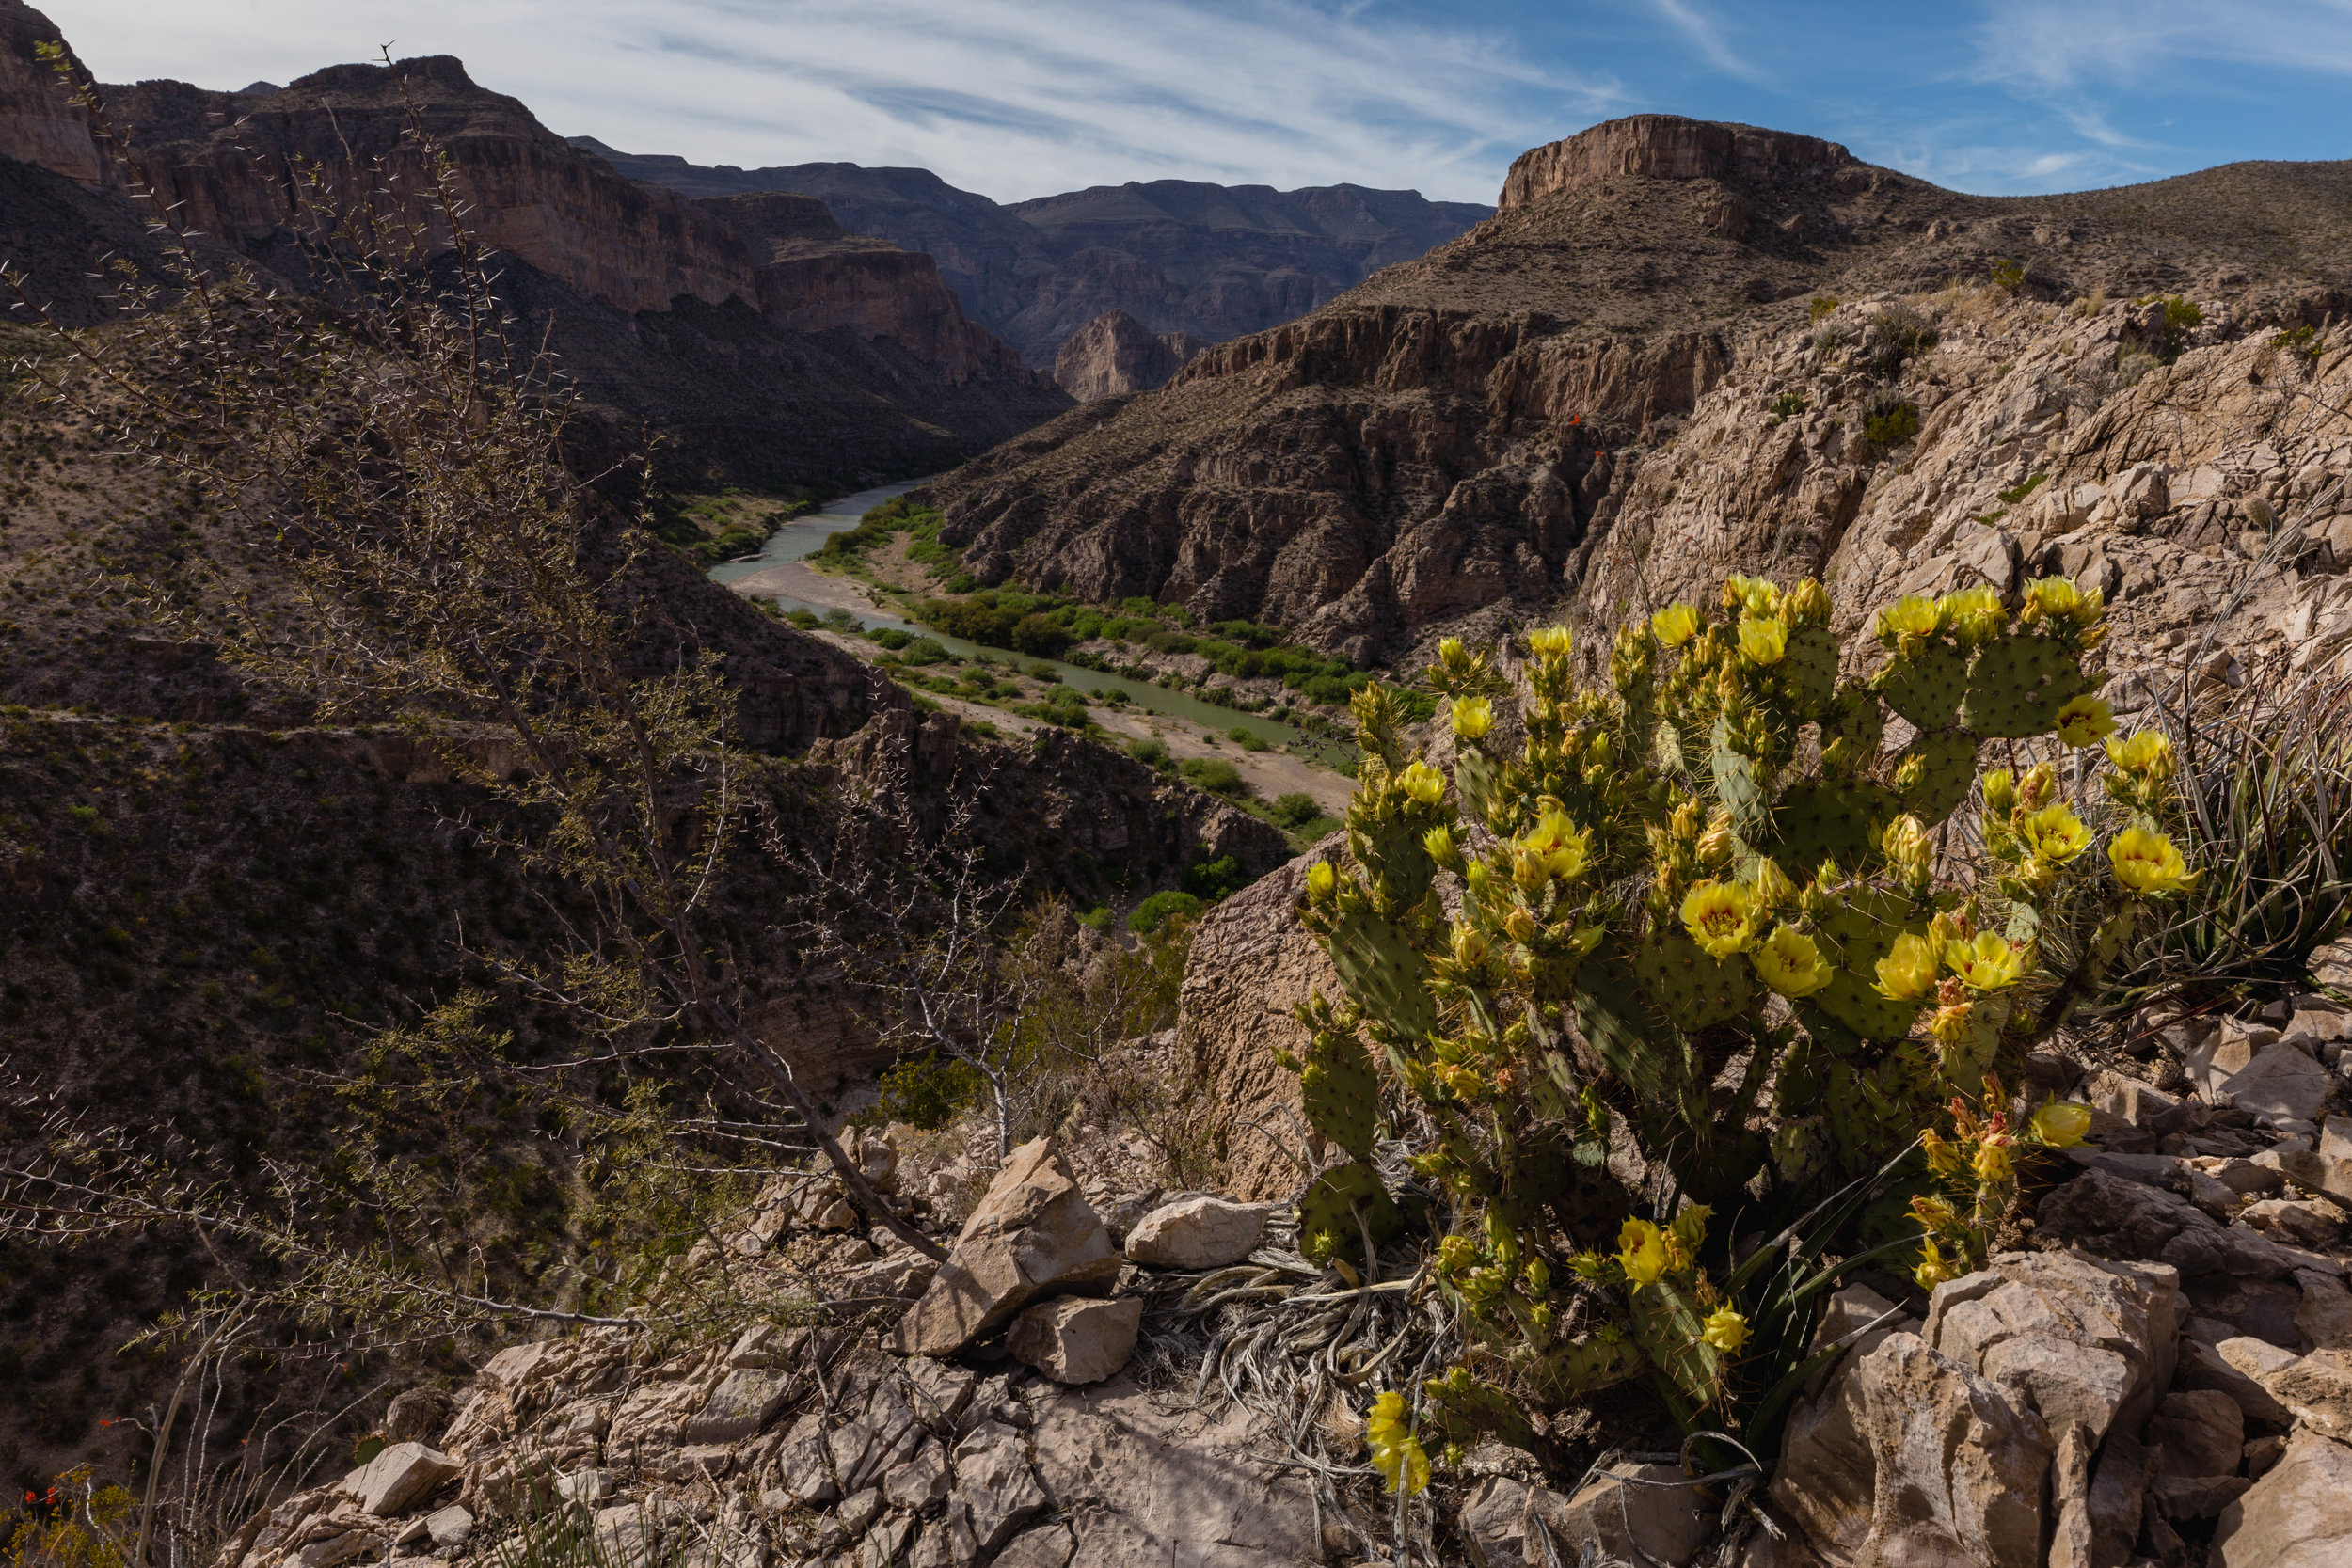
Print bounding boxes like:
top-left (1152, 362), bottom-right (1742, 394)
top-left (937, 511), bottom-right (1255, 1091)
top-left (1989, 258), bottom-right (2026, 295)
top-left (2153, 294), bottom-right (2204, 360)
top-left (821, 607), bottom-right (858, 631)
top-left (1010, 613), bottom-right (1073, 657)
top-left (1808, 323), bottom-right (1846, 364)
top-left (2116, 347), bottom-right (2160, 388)
top-left (1271, 792), bottom-right (1322, 827)
top-left (1228, 726), bottom-right (1269, 752)
top-left (1862, 396), bottom-right (1921, 449)
top-left (1125, 737), bottom-right (1170, 768)
top-left (1291, 571), bottom-right (2184, 1474)
top-left (868, 627), bottom-right (913, 650)
top-left (900, 637), bottom-right (949, 666)
top-left (2271, 325), bottom-right (2323, 361)
top-left (1181, 855), bottom-right (1254, 902)
top-left (1127, 890), bottom-right (1202, 934)
top-left (854, 1052), bottom-right (985, 1132)
top-left (1867, 304), bottom-right (1938, 377)
top-left (1807, 294), bottom-right (1839, 324)
top-left (787, 608), bottom-right (819, 629)
top-left (1767, 392), bottom-right (1809, 422)
top-left (1178, 756), bottom-right (1246, 797)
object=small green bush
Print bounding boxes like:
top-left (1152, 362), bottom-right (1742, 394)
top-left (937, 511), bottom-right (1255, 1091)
top-left (1867, 304), bottom-right (1938, 377)
top-left (869, 627), bottom-right (914, 650)
top-left (1179, 756), bottom-right (1246, 797)
top-left (1126, 737), bottom-right (1169, 768)
top-left (787, 609), bottom-right (819, 629)
top-left (1128, 890), bottom-right (1202, 934)
top-left (1182, 855), bottom-right (1254, 901)
top-left (854, 1051), bottom-right (983, 1131)
top-left (1228, 726), bottom-right (1269, 752)
top-left (1807, 294), bottom-right (1839, 324)
top-left (1768, 392), bottom-right (1809, 422)
top-left (1270, 791), bottom-right (1322, 827)
top-left (901, 638), bottom-right (949, 666)
top-left (1863, 396), bottom-right (1921, 449)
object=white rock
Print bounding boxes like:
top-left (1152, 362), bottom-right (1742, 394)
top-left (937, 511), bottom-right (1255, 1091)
top-left (1121, 1196), bottom-right (1267, 1269)
top-left (342, 1443), bottom-right (459, 1517)
top-left (2213, 1427), bottom-right (2352, 1567)
top-left (423, 1507), bottom-right (472, 1548)
top-left (948, 1423), bottom-right (1048, 1554)
top-left (2220, 1043), bottom-right (2332, 1127)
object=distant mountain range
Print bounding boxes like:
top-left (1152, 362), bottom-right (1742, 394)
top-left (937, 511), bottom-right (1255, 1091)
top-left (569, 138), bottom-right (1493, 369)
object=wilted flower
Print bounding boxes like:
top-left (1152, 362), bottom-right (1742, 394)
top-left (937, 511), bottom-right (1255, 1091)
top-left (1504, 905), bottom-right (1538, 942)
top-left (2055, 694), bottom-right (2117, 747)
top-left (1930, 1001), bottom-right (1975, 1046)
top-left (1945, 931), bottom-right (2026, 990)
top-left (1452, 695), bottom-right (1495, 740)
top-left (2109, 826), bottom-right (2192, 895)
top-left (1449, 922), bottom-right (1488, 966)
top-left (1701, 1307), bottom-right (1750, 1354)
top-left (1366, 1391), bottom-right (1430, 1496)
top-left (1651, 603), bottom-right (1702, 648)
top-left (1438, 1062), bottom-right (1485, 1101)
top-left (1973, 1135), bottom-right (2013, 1184)
top-left (1882, 814), bottom-right (1933, 881)
top-left (1527, 625), bottom-right (1573, 658)
top-left (1680, 879), bottom-right (1760, 958)
top-left (1753, 926), bottom-right (1834, 998)
top-left (1696, 811), bottom-right (1735, 865)
top-left (1920, 1128), bottom-right (1965, 1178)
top-left (1875, 932), bottom-right (1940, 1000)
top-left (2016, 762), bottom-right (2058, 811)
top-left (1915, 1242), bottom-right (1956, 1291)
top-left (2031, 1101), bottom-right (2092, 1148)
top-left (1982, 768), bottom-right (2015, 816)
top-left (1788, 578), bottom-right (1830, 623)
top-left (1738, 613), bottom-right (1789, 665)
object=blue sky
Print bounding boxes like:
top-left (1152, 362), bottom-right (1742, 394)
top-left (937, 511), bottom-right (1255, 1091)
top-left (40, 1), bottom-right (2352, 204)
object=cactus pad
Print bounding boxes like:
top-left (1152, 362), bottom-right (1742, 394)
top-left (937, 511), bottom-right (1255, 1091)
top-left (1875, 641), bottom-right (1969, 730)
top-left (1772, 781), bottom-right (1893, 881)
top-left (1822, 684), bottom-right (1886, 778)
top-left (1298, 1162), bottom-right (1403, 1269)
top-left (1324, 904), bottom-right (1437, 1044)
top-left (1636, 932), bottom-right (1754, 1031)
top-left (1710, 715), bottom-right (1772, 842)
top-left (1454, 745), bottom-right (1501, 829)
top-left (1298, 1021), bottom-right (1382, 1161)
top-left (1809, 886), bottom-right (1931, 1040)
top-left (1895, 731), bottom-right (1979, 825)
top-left (1782, 625), bottom-right (1840, 717)
top-left (1963, 632), bottom-right (2089, 738)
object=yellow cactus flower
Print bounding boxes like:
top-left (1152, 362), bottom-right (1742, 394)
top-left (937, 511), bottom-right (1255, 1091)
top-left (1701, 1307), bottom-right (1750, 1354)
top-left (1946, 930), bottom-right (2026, 990)
top-left (2109, 826), bottom-right (2192, 895)
top-left (1451, 695), bottom-right (1495, 740)
top-left (1651, 603), bottom-right (1702, 647)
top-left (1920, 1127), bottom-right (1965, 1178)
top-left (1438, 1062), bottom-right (1486, 1101)
top-left (2021, 576), bottom-right (2082, 623)
top-left (1982, 768), bottom-right (2015, 816)
top-left (2105, 729), bottom-right (2173, 779)
top-left (1738, 613), bottom-right (1789, 665)
top-left (1669, 1201), bottom-right (1712, 1255)
top-left (1520, 809), bottom-right (1593, 881)
top-left (1876, 594), bottom-right (1943, 642)
top-left (1875, 932), bottom-right (1941, 1000)
top-left (2055, 695), bottom-right (2117, 747)
top-left (1306, 862), bottom-right (1338, 903)
top-left (1750, 857), bottom-right (1800, 909)
top-left (1680, 879), bottom-right (1761, 958)
top-left (1527, 625), bottom-right (1573, 658)
top-left (1940, 586), bottom-right (2008, 643)
top-left (2020, 804), bottom-right (2092, 864)
top-left (1366, 1390), bottom-right (1430, 1496)
top-left (1788, 578), bottom-right (1830, 624)
top-left (1399, 761), bottom-right (1447, 806)
top-left (1423, 826), bottom-right (1461, 867)
top-left (1617, 1218), bottom-right (1671, 1287)
top-left (1753, 926), bottom-right (1835, 998)
top-left (2031, 1101), bottom-right (2092, 1148)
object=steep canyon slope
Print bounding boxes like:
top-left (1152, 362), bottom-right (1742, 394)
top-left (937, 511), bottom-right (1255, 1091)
top-left (924, 117), bottom-right (2352, 685)
top-left (574, 139), bottom-right (1492, 369)
top-left (0, 5), bottom-right (1069, 488)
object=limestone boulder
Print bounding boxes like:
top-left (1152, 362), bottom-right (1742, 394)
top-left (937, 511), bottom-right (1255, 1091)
top-left (1122, 1196), bottom-right (1267, 1269)
top-left (948, 1423), bottom-right (1049, 1555)
top-left (1462, 1469), bottom-right (1714, 1567)
top-left (1006, 1296), bottom-right (1143, 1386)
top-left (1922, 1250), bottom-right (2180, 1446)
top-left (2220, 1044), bottom-right (2335, 1128)
top-left (887, 1137), bottom-right (1121, 1358)
top-left (342, 1443), bottom-right (459, 1517)
top-left (2213, 1428), bottom-right (2352, 1568)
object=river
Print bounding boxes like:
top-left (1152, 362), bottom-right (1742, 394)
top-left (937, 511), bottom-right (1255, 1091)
top-left (706, 481), bottom-right (1330, 754)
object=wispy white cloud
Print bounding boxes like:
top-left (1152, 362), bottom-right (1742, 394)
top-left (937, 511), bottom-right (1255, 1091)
top-left (40, 0), bottom-right (1627, 202)
top-left (1972, 0), bottom-right (2352, 91)
top-left (1641, 0), bottom-right (1769, 87)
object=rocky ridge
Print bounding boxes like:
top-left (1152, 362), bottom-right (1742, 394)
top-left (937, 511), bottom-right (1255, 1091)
top-left (918, 115), bottom-right (2352, 671)
top-left (1049, 309), bottom-right (1209, 400)
top-left (575, 141), bottom-right (1492, 367)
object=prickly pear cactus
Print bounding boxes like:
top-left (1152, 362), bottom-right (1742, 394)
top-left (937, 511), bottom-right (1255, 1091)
top-left (1280, 568), bottom-right (2158, 1464)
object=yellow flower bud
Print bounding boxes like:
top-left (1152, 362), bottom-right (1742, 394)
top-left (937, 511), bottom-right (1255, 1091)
top-left (1921, 1129), bottom-right (1965, 1178)
top-left (2105, 729), bottom-right (2173, 781)
top-left (1696, 812), bottom-right (1735, 865)
top-left (1423, 826), bottom-right (1460, 867)
top-left (2020, 576), bottom-right (2081, 623)
top-left (1751, 857), bottom-right (1799, 909)
top-left (1930, 1002), bottom-right (1974, 1045)
top-left (1940, 586), bottom-right (2008, 644)
top-left (1306, 862), bottom-right (1338, 903)
top-left (1915, 1243), bottom-right (1956, 1291)
top-left (1973, 1136), bottom-right (2013, 1184)
top-left (1882, 814), bottom-right (1933, 880)
top-left (1450, 922), bottom-right (1488, 966)
top-left (1788, 578), bottom-right (1830, 625)
top-left (1505, 905), bottom-right (1538, 942)
top-left (1982, 768), bottom-right (2014, 816)
top-left (2031, 1101), bottom-right (2091, 1148)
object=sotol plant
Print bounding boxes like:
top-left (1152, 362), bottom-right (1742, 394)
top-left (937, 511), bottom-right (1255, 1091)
top-left (1285, 572), bottom-right (2193, 1465)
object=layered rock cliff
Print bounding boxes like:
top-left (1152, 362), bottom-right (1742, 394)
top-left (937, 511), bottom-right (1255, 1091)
top-left (1051, 308), bottom-right (1208, 399)
top-left (576, 138), bottom-right (1493, 367)
top-left (0, 6), bottom-right (1066, 485)
top-left (920, 115), bottom-right (2352, 667)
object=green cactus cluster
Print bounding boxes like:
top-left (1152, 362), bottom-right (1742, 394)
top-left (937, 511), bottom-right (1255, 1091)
top-left (1287, 569), bottom-right (2182, 1461)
